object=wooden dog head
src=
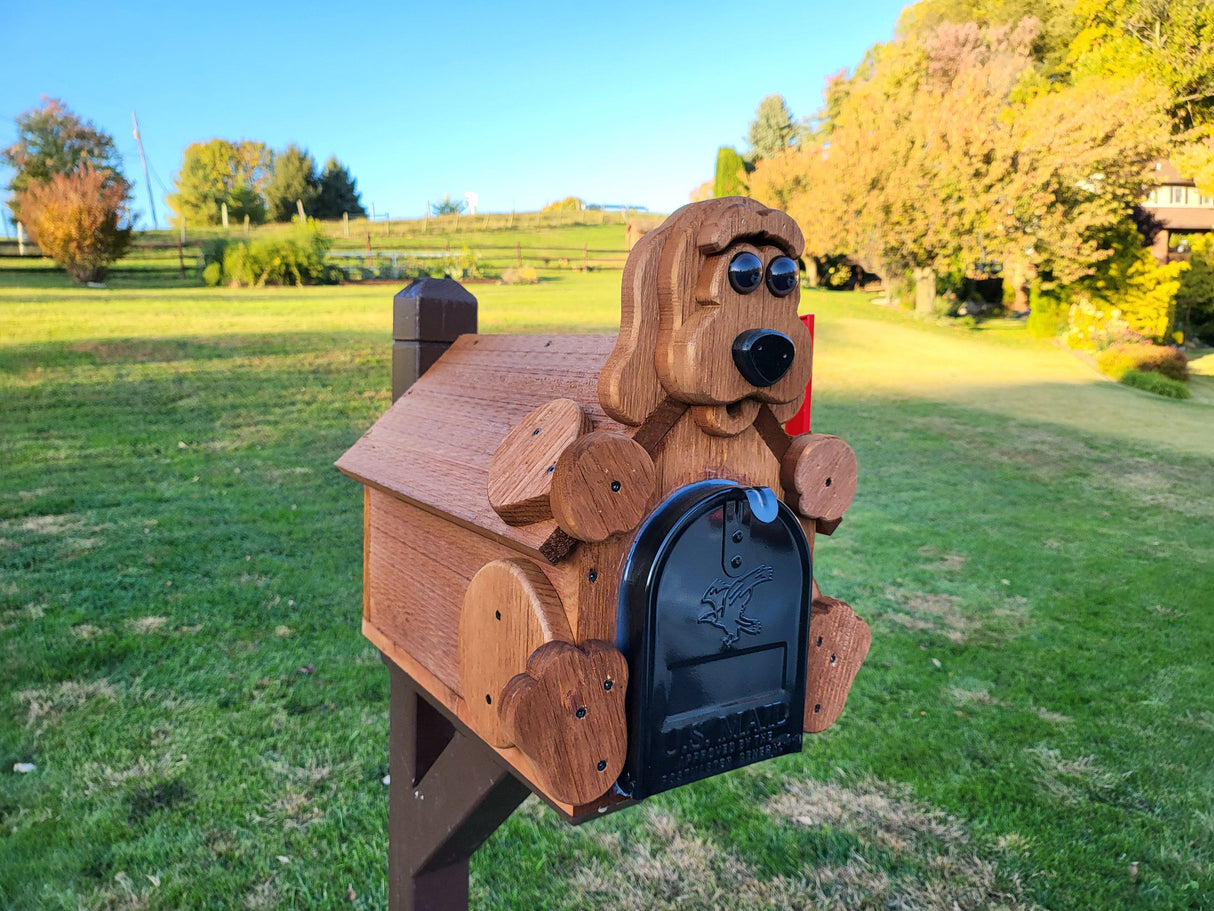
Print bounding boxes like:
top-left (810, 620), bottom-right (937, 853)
top-left (599, 197), bottom-right (813, 435)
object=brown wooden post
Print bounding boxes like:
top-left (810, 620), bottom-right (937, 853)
top-left (385, 659), bottom-right (529, 911)
top-left (386, 279), bottom-right (526, 910)
top-left (392, 278), bottom-right (477, 403)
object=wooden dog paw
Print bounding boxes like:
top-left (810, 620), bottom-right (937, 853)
top-left (499, 639), bottom-right (628, 805)
top-left (804, 594), bottom-right (871, 733)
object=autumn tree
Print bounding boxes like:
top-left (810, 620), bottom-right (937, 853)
top-left (18, 164), bottom-right (133, 283)
top-left (264, 144), bottom-right (319, 222)
top-left (990, 73), bottom-right (1167, 305)
top-left (1069, 0), bottom-right (1214, 196)
top-left (167, 139), bottom-right (272, 227)
top-left (746, 94), bottom-right (798, 161)
top-left (896, 0), bottom-right (1079, 78)
top-left (3, 97), bottom-right (128, 222)
top-left (314, 157), bottom-right (365, 218)
top-left (1069, 0), bottom-right (1214, 134)
top-left (766, 22), bottom-right (1042, 312)
top-left (751, 17), bottom-right (1168, 312)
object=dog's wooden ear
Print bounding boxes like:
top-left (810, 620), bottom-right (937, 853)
top-left (599, 220), bottom-right (671, 425)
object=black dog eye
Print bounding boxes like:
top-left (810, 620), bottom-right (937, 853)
top-left (728, 252), bottom-right (763, 294)
top-left (766, 256), bottom-right (799, 296)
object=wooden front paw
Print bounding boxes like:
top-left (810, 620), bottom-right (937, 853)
top-left (499, 640), bottom-right (628, 805)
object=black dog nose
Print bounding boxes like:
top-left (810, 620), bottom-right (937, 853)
top-left (732, 329), bottom-right (795, 387)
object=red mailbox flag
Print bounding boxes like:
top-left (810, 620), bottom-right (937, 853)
top-left (783, 314), bottom-right (814, 435)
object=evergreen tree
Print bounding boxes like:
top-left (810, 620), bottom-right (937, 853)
top-left (315, 157), bottom-right (365, 218)
top-left (264, 144), bottom-right (319, 222)
top-left (746, 95), bottom-right (797, 161)
top-left (713, 147), bottom-right (749, 199)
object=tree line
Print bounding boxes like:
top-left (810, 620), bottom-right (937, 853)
top-left (168, 140), bottom-right (365, 227)
top-left (2, 97), bottom-right (367, 281)
top-left (710, 0), bottom-right (1214, 346)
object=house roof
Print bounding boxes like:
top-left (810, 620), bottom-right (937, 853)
top-left (336, 334), bottom-right (623, 562)
top-left (1150, 207), bottom-right (1214, 231)
top-left (1152, 159), bottom-right (1196, 186)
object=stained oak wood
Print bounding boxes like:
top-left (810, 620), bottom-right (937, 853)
top-left (550, 431), bottom-right (656, 542)
top-left (458, 559), bottom-right (573, 748)
top-left (365, 489), bottom-right (580, 697)
top-left (368, 623), bottom-right (632, 822)
top-left (487, 399), bottom-right (591, 526)
top-left (631, 397), bottom-right (689, 454)
top-left (653, 200), bottom-right (813, 420)
top-left (599, 212), bottom-right (685, 426)
top-left (804, 594), bottom-right (871, 733)
top-left (649, 409), bottom-right (781, 502)
top-left (499, 640), bottom-right (628, 806)
top-left (600, 198), bottom-right (812, 431)
top-left (780, 433), bottom-right (858, 522)
top-left (337, 334), bottom-right (623, 562)
top-left (690, 400), bottom-right (760, 437)
top-left (695, 199), bottom-right (805, 257)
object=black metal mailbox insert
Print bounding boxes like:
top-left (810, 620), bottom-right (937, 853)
top-left (616, 480), bottom-right (812, 799)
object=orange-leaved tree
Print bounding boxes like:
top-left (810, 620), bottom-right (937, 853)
top-left (751, 17), bottom-right (1168, 312)
top-left (19, 164), bottom-right (133, 283)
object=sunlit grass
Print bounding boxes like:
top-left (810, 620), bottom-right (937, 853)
top-left (1, 269), bottom-right (1211, 909)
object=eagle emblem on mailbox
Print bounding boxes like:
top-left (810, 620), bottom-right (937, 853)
top-left (338, 197), bottom-right (871, 820)
top-left (699, 565), bottom-right (772, 648)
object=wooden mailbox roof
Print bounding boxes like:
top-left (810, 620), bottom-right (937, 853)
top-left (335, 333), bottom-right (626, 561)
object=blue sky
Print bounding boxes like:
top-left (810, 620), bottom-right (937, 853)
top-left (2, 0), bottom-right (908, 226)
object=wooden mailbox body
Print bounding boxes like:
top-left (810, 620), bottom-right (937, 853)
top-left (337, 197), bottom-right (870, 822)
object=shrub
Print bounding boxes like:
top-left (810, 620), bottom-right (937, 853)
top-left (1176, 234), bottom-right (1214, 334)
top-left (1026, 286), bottom-right (1069, 338)
top-left (1096, 343), bottom-right (1189, 382)
top-left (500, 266), bottom-right (539, 285)
top-left (206, 218), bottom-right (333, 287)
top-left (1066, 233), bottom-right (1188, 348)
top-left (17, 164), bottom-right (132, 283)
top-left (202, 261), bottom-right (223, 286)
top-left (821, 255), bottom-right (854, 290)
top-left (541, 197), bottom-right (585, 213)
top-left (1119, 369), bottom-right (1191, 399)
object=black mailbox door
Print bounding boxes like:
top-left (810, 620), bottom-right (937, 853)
top-left (617, 481), bottom-right (811, 799)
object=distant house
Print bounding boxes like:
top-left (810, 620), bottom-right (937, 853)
top-left (1141, 160), bottom-right (1214, 262)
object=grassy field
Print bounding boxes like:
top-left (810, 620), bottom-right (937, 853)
top-left (1, 258), bottom-right (1211, 909)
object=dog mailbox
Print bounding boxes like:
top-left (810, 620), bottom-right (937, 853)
top-left (337, 197), bottom-right (870, 822)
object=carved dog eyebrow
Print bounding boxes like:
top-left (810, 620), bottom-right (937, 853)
top-left (695, 206), bottom-right (804, 258)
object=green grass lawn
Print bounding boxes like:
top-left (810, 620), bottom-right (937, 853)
top-left (1, 267), bottom-right (1211, 910)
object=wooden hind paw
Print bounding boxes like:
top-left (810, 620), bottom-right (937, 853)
top-left (804, 594), bottom-right (871, 733)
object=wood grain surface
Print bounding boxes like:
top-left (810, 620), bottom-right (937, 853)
top-left (804, 594), bottom-right (871, 733)
top-left (458, 559), bottom-right (573, 747)
top-left (336, 334), bottom-right (622, 562)
top-left (550, 431), bottom-right (656, 542)
top-left (499, 639), bottom-right (628, 806)
top-left (780, 433), bottom-right (859, 522)
top-left (488, 399), bottom-right (591, 525)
